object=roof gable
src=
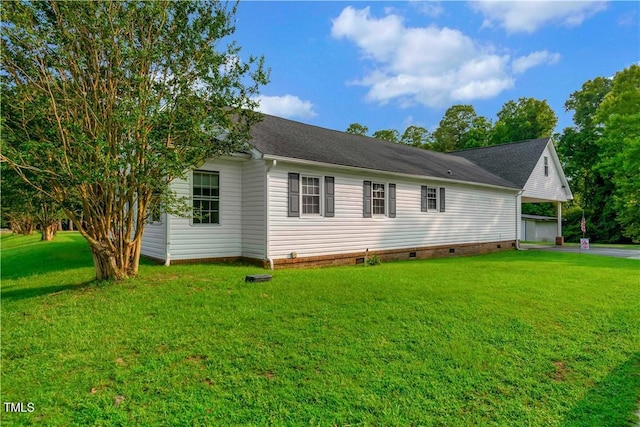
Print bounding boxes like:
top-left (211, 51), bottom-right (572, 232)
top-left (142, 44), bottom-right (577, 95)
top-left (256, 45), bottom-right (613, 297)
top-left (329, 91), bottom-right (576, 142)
top-left (451, 138), bottom-right (550, 188)
top-left (249, 114), bottom-right (518, 189)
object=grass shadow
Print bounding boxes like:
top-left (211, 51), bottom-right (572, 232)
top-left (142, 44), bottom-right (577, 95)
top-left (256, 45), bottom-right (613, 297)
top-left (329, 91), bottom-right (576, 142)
top-left (0, 280), bottom-right (95, 302)
top-left (561, 353), bottom-right (640, 427)
top-left (1, 232), bottom-right (93, 280)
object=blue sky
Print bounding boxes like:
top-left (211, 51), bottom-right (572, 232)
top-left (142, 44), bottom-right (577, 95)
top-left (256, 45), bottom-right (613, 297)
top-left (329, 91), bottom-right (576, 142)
top-left (232, 1), bottom-right (639, 135)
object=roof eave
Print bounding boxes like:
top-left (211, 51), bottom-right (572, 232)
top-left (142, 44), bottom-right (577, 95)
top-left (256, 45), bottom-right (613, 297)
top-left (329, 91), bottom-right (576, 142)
top-left (262, 153), bottom-right (520, 192)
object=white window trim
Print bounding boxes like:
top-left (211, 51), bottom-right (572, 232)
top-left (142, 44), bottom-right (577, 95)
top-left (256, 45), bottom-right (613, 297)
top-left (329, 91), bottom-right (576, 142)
top-left (544, 156), bottom-right (549, 177)
top-left (300, 175), bottom-right (323, 217)
top-left (372, 181), bottom-right (387, 217)
top-left (426, 186), bottom-right (439, 213)
top-left (191, 170), bottom-right (221, 226)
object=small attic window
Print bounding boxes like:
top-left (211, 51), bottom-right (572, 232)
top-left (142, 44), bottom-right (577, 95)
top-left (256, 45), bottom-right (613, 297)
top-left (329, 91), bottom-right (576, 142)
top-left (544, 156), bottom-right (549, 176)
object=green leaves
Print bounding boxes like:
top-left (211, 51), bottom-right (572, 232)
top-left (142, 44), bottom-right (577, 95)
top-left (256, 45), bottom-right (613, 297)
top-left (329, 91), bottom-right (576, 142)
top-left (491, 97), bottom-right (557, 145)
top-left (1, 0), bottom-right (268, 279)
top-left (594, 65), bottom-right (640, 241)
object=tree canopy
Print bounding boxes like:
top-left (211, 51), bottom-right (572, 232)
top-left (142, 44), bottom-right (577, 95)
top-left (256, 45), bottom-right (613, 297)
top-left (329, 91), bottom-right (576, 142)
top-left (372, 129), bottom-right (400, 143)
top-left (1, 0), bottom-right (268, 280)
top-left (432, 105), bottom-right (490, 152)
top-left (345, 123), bottom-right (369, 136)
top-left (490, 97), bottom-right (557, 145)
top-left (594, 65), bottom-right (640, 240)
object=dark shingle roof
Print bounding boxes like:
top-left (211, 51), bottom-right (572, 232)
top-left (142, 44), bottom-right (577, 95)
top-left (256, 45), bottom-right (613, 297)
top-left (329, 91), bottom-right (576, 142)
top-left (250, 114), bottom-right (519, 189)
top-left (451, 138), bottom-right (550, 188)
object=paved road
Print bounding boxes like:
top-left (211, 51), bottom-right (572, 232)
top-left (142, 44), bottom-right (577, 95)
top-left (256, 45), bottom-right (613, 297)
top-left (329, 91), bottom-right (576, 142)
top-left (521, 244), bottom-right (640, 260)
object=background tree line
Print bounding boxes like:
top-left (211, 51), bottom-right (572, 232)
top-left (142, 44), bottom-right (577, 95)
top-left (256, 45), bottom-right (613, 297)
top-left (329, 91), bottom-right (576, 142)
top-left (346, 64), bottom-right (639, 243)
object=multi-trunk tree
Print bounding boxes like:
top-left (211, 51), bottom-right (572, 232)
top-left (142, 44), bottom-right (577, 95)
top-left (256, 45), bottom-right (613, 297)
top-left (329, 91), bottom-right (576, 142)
top-left (1, 0), bottom-right (268, 280)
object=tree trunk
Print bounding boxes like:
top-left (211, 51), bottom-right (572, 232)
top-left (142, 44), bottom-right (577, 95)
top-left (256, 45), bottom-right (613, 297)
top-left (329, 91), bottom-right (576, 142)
top-left (89, 240), bottom-right (142, 281)
top-left (91, 247), bottom-right (127, 281)
top-left (9, 214), bottom-right (35, 235)
top-left (41, 223), bottom-right (58, 241)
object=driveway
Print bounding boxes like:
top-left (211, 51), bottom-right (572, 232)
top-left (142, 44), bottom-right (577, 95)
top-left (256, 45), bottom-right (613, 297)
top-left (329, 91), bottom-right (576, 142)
top-left (521, 244), bottom-right (640, 260)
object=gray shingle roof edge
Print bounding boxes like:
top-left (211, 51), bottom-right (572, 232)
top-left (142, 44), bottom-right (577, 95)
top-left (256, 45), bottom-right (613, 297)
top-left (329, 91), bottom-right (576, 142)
top-left (249, 114), bottom-right (521, 190)
top-left (451, 138), bottom-right (551, 188)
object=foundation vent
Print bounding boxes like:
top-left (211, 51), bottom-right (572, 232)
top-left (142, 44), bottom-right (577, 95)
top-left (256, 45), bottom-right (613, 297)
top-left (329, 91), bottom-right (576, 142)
top-left (409, 252), bottom-right (417, 258)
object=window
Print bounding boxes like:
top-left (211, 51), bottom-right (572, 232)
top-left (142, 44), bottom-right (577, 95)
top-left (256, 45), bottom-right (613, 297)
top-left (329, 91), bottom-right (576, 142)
top-left (372, 183), bottom-right (385, 215)
top-left (544, 156), bottom-right (549, 176)
top-left (288, 173), bottom-right (335, 217)
top-left (302, 176), bottom-right (320, 214)
top-left (192, 171), bottom-right (220, 224)
top-left (147, 204), bottom-right (162, 224)
top-left (427, 187), bottom-right (438, 210)
top-left (421, 186), bottom-right (445, 213)
top-left (363, 181), bottom-right (395, 218)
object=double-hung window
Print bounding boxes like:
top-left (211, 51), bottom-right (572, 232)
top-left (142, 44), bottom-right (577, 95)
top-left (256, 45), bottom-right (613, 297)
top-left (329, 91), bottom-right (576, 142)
top-left (421, 186), bottom-right (445, 213)
top-left (302, 176), bottom-right (321, 215)
top-left (193, 171), bottom-right (220, 224)
top-left (372, 183), bottom-right (386, 215)
top-left (427, 187), bottom-right (438, 211)
top-left (288, 173), bottom-right (335, 217)
top-left (363, 181), bottom-right (396, 218)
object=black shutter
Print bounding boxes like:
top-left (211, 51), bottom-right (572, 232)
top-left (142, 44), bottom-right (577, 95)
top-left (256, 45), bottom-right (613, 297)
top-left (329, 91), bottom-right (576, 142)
top-left (325, 176), bottom-right (335, 217)
top-left (439, 187), bottom-right (446, 212)
top-left (363, 180), bottom-right (372, 218)
top-left (388, 183), bottom-right (396, 218)
top-left (421, 186), bottom-right (428, 212)
top-left (288, 173), bottom-right (300, 217)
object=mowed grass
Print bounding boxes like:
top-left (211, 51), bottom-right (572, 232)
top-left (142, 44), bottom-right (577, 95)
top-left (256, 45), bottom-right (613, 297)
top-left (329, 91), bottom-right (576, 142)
top-left (1, 233), bottom-right (639, 426)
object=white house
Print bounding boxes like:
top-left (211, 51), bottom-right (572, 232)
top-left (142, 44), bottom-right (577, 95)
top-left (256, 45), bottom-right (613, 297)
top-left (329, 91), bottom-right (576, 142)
top-left (142, 114), bottom-right (572, 269)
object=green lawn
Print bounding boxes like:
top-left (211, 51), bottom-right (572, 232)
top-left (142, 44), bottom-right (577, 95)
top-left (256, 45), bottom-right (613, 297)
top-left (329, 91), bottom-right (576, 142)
top-left (1, 232), bottom-right (639, 426)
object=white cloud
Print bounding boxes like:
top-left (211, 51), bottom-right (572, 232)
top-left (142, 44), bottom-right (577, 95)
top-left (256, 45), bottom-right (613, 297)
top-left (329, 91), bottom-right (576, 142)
top-left (410, 1), bottom-right (444, 18)
top-left (332, 6), bottom-right (557, 108)
top-left (512, 51), bottom-right (561, 74)
top-left (253, 94), bottom-right (317, 119)
top-left (471, 1), bottom-right (608, 34)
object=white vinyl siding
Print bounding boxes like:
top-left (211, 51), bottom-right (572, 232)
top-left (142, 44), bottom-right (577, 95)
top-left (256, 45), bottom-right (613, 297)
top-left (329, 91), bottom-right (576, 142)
top-left (242, 159), bottom-right (267, 259)
top-left (267, 161), bottom-right (517, 260)
top-left (141, 219), bottom-right (166, 260)
top-left (523, 144), bottom-right (570, 202)
top-left (167, 159), bottom-right (243, 260)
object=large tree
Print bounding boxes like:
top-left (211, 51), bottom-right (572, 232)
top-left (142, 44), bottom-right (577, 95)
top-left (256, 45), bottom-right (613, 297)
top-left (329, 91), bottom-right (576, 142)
top-left (401, 125), bottom-right (432, 148)
top-left (432, 105), bottom-right (490, 152)
top-left (1, 1), bottom-right (268, 280)
top-left (490, 97), bottom-right (557, 145)
top-left (556, 77), bottom-right (619, 242)
top-left (594, 65), bottom-right (640, 241)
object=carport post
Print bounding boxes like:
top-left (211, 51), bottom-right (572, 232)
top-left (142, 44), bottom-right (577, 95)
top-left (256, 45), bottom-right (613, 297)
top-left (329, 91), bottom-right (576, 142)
top-left (555, 202), bottom-right (564, 246)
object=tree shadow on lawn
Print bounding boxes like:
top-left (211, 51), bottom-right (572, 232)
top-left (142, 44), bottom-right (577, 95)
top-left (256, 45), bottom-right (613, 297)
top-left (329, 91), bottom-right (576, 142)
top-left (562, 353), bottom-right (640, 427)
top-left (1, 280), bottom-right (95, 302)
top-left (1, 239), bottom-right (93, 281)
